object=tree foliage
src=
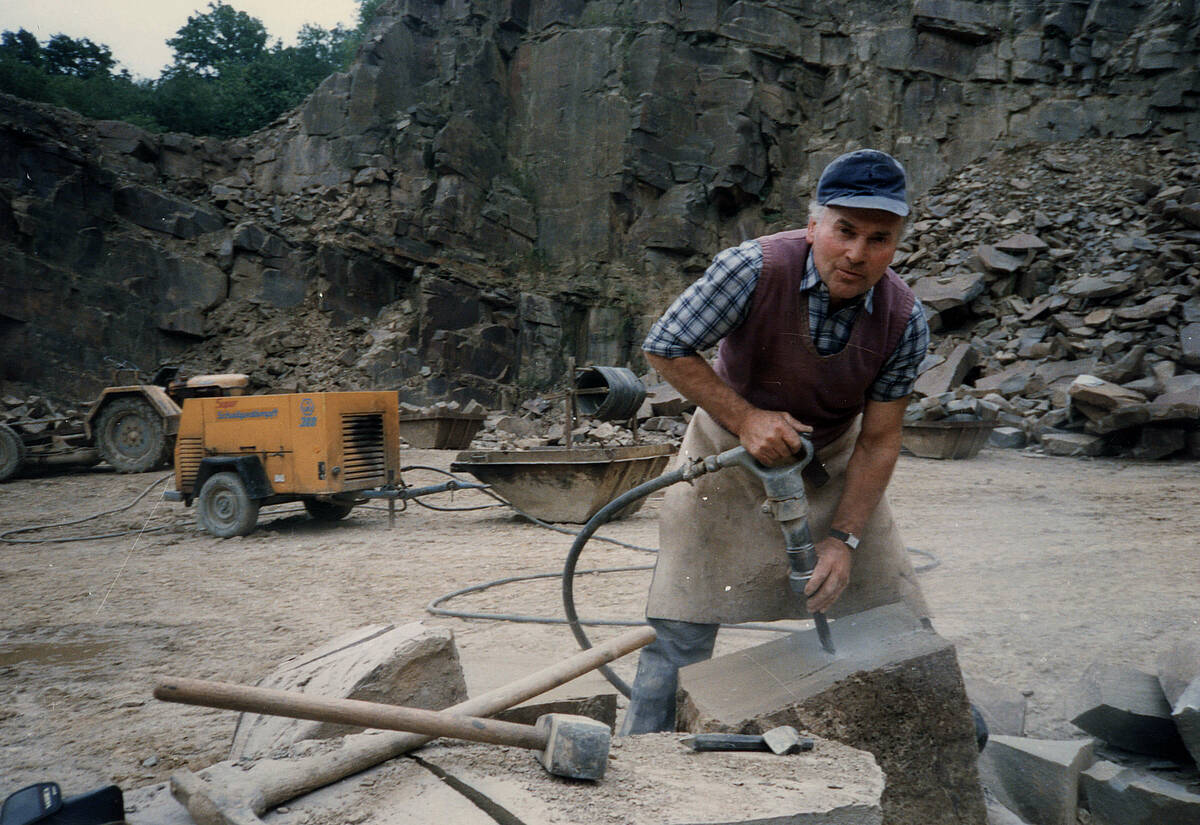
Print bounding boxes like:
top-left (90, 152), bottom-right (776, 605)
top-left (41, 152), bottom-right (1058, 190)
top-left (0, 0), bottom-right (376, 137)
top-left (167, 2), bottom-right (268, 75)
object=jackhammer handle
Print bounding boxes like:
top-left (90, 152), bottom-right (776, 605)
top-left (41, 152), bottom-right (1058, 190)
top-left (710, 437), bottom-right (814, 474)
top-left (155, 677), bottom-right (548, 751)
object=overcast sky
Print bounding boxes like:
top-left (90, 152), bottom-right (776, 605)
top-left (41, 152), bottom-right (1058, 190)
top-left (1, 0), bottom-right (362, 80)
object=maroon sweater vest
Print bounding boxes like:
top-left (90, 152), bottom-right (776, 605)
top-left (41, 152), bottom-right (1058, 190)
top-left (712, 229), bottom-right (915, 448)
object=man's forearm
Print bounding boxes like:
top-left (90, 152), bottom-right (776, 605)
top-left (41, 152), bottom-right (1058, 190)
top-left (644, 353), bottom-right (756, 435)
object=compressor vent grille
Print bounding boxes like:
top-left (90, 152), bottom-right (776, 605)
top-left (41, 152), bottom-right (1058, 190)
top-left (176, 437), bottom-right (205, 493)
top-left (341, 412), bottom-right (387, 483)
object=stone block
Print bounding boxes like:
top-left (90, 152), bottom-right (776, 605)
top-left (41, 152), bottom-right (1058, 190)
top-left (1040, 431), bottom-right (1105, 457)
top-left (416, 732), bottom-right (885, 824)
top-left (1080, 760), bottom-right (1200, 825)
top-left (677, 603), bottom-right (987, 825)
top-left (915, 342), bottom-right (979, 397)
top-left (989, 426), bottom-right (1027, 449)
top-left (977, 735), bottom-right (1093, 825)
top-left (229, 622), bottom-right (468, 760)
top-left (1157, 640), bottom-right (1200, 707)
top-left (1180, 324), bottom-right (1200, 367)
top-left (1069, 663), bottom-right (1189, 760)
top-left (1174, 678), bottom-right (1200, 766)
top-left (964, 678), bottom-right (1027, 737)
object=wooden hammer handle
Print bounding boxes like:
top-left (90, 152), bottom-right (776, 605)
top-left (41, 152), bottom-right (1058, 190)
top-left (155, 677), bottom-right (547, 750)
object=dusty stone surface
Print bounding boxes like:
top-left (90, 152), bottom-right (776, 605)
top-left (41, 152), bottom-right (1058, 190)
top-left (412, 734), bottom-right (884, 825)
top-left (676, 604), bottom-right (987, 825)
top-left (2, 448), bottom-right (1200, 814)
top-left (229, 621), bottom-right (468, 761)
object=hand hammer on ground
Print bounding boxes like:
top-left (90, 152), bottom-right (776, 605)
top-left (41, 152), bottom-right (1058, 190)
top-left (156, 677), bottom-right (611, 780)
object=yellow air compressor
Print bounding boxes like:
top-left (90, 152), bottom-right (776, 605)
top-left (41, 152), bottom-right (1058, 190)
top-left (167, 391), bottom-right (401, 537)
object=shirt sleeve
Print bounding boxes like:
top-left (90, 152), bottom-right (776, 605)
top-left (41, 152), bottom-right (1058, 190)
top-left (868, 297), bottom-right (930, 402)
top-left (641, 240), bottom-right (762, 358)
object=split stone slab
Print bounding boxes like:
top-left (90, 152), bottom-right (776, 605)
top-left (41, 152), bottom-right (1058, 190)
top-left (230, 622), bottom-right (468, 760)
top-left (1080, 759), bottom-right (1200, 825)
top-left (976, 735), bottom-right (1094, 825)
top-left (676, 603), bottom-right (987, 825)
top-left (413, 732), bottom-right (885, 824)
top-left (124, 758), bottom-right (499, 825)
top-left (964, 678), bottom-right (1028, 737)
top-left (1069, 663), bottom-right (1189, 760)
top-left (1173, 678), bottom-right (1200, 766)
top-left (914, 342), bottom-right (979, 397)
top-left (1157, 640), bottom-right (1200, 706)
top-left (1040, 431), bottom-right (1105, 457)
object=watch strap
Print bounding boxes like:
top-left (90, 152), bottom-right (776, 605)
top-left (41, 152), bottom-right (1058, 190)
top-left (828, 528), bottom-right (860, 550)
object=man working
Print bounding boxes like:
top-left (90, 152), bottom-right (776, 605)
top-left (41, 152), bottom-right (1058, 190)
top-left (622, 149), bottom-right (932, 735)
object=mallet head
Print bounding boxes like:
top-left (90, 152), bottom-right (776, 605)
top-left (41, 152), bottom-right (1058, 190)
top-left (535, 713), bottom-right (611, 780)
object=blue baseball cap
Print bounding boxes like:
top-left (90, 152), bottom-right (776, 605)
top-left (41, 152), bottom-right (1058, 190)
top-left (816, 149), bottom-right (909, 216)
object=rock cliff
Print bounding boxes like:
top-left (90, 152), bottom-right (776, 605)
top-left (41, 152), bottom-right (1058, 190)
top-left (1, 0), bottom-right (1197, 406)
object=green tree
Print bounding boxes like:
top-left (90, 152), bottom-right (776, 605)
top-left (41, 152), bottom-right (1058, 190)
top-left (41, 34), bottom-right (115, 78)
top-left (0, 29), bottom-right (42, 67)
top-left (167, 2), bottom-right (268, 75)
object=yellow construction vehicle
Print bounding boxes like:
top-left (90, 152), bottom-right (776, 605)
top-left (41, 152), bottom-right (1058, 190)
top-left (86, 369), bottom-right (250, 473)
top-left (166, 391), bottom-right (402, 537)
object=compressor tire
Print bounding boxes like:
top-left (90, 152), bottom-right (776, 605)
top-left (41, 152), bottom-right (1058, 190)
top-left (95, 397), bottom-right (170, 473)
top-left (0, 423), bottom-right (26, 482)
top-left (303, 499), bottom-right (354, 521)
top-left (197, 472), bottom-right (260, 537)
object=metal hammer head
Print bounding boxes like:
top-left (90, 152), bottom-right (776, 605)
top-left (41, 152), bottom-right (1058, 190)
top-left (761, 725), bottom-right (813, 755)
top-left (534, 713), bottom-right (611, 780)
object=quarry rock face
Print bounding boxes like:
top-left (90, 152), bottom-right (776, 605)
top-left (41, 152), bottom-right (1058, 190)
top-left (1, 0), bottom-right (1198, 406)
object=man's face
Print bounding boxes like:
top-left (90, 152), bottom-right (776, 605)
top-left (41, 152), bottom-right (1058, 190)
top-left (806, 206), bottom-right (904, 307)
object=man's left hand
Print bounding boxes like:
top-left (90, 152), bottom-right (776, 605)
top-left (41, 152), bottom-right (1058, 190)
top-left (803, 536), bottom-right (852, 613)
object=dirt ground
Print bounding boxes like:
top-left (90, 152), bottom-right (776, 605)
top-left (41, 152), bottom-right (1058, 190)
top-left (1, 446), bottom-right (1198, 802)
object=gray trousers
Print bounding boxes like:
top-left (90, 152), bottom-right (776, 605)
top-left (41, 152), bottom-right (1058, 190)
top-left (618, 617), bottom-right (719, 735)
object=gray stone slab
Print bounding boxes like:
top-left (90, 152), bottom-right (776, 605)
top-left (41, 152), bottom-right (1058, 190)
top-left (494, 693), bottom-right (618, 730)
top-left (1157, 640), bottom-right (1200, 707)
top-left (965, 678), bottom-right (1027, 737)
top-left (231, 622), bottom-right (468, 760)
top-left (1069, 663), bottom-right (1189, 760)
top-left (1080, 759), bottom-right (1200, 825)
top-left (414, 733), bottom-right (884, 825)
top-left (1173, 678), bottom-right (1200, 766)
top-left (977, 735), bottom-right (1093, 825)
top-left (676, 603), bottom-right (987, 825)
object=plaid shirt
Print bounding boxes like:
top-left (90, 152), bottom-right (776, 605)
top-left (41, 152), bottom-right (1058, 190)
top-left (643, 239), bottom-right (929, 402)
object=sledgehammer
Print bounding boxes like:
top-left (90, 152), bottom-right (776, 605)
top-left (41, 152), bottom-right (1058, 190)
top-left (155, 677), bottom-right (612, 780)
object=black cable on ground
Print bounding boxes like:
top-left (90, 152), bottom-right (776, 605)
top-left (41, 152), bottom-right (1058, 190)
top-left (0, 473), bottom-right (175, 544)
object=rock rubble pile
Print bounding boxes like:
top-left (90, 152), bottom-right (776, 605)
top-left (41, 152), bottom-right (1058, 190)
top-left (900, 138), bottom-right (1200, 459)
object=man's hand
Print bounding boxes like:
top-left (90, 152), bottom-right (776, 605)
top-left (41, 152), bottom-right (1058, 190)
top-left (803, 536), bottom-right (852, 613)
top-left (738, 408), bottom-right (812, 466)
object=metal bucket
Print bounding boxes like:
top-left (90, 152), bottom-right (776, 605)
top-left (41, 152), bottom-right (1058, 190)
top-left (574, 366), bottom-right (646, 421)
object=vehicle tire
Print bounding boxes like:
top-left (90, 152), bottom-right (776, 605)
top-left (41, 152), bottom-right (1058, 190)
top-left (197, 472), bottom-right (260, 538)
top-left (304, 499), bottom-right (355, 521)
top-left (94, 397), bottom-right (170, 473)
top-left (0, 423), bottom-right (26, 482)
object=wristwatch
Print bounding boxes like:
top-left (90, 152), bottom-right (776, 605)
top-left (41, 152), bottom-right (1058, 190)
top-left (828, 528), bottom-right (860, 550)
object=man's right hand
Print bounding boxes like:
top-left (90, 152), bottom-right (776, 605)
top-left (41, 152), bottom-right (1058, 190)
top-left (737, 408), bottom-right (812, 466)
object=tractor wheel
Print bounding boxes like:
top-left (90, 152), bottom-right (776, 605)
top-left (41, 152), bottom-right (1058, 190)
top-left (94, 397), bottom-right (170, 473)
top-left (197, 472), bottom-right (260, 538)
top-left (304, 499), bottom-right (355, 522)
top-left (0, 423), bottom-right (26, 482)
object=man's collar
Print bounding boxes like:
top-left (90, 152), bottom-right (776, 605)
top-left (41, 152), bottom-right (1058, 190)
top-left (803, 250), bottom-right (875, 313)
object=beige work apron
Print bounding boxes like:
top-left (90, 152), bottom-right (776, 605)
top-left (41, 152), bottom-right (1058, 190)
top-left (645, 408), bottom-right (929, 624)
